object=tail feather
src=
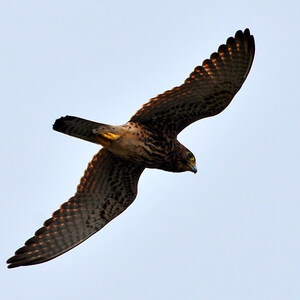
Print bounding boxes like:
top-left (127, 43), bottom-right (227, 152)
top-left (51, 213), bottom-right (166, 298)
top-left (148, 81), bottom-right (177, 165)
top-left (53, 116), bottom-right (115, 145)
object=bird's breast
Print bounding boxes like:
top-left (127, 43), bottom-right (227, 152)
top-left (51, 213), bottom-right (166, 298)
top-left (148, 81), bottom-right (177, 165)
top-left (106, 122), bottom-right (175, 169)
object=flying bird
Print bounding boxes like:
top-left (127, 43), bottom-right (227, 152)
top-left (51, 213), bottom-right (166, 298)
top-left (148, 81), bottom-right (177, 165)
top-left (7, 29), bottom-right (255, 268)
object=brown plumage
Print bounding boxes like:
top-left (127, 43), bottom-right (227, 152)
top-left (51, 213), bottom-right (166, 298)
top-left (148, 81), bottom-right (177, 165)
top-left (7, 29), bottom-right (255, 268)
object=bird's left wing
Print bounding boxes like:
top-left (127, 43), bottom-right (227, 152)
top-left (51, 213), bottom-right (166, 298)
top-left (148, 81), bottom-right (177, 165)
top-left (130, 29), bottom-right (255, 135)
top-left (7, 149), bottom-right (144, 268)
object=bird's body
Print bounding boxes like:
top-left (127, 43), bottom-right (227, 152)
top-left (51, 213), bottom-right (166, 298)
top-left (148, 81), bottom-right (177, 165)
top-left (54, 116), bottom-right (195, 172)
top-left (7, 29), bottom-right (255, 268)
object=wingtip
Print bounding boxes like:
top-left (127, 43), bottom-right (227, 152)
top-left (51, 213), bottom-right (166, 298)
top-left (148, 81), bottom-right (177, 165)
top-left (6, 256), bottom-right (14, 266)
top-left (6, 262), bottom-right (15, 269)
top-left (241, 28), bottom-right (255, 55)
top-left (6, 255), bottom-right (46, 268)
top-left (230, 28), bottom-right (255, 62)
top-left (6, 254), bottom-right (25, 269)
top-left (6, 258), bottom-right (22, 269)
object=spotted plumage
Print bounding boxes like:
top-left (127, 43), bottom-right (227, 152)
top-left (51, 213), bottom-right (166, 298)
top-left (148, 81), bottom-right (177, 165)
top-left (7, 29), bottom-right (255, 268)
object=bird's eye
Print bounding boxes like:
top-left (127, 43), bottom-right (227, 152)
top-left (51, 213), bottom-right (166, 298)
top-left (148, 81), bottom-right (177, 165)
top-left (186, 151), bottom-right (194, 161)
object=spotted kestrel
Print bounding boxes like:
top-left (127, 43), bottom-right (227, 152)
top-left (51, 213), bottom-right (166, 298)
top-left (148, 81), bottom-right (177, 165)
top-left (7, 29), bottom-right (255, 268)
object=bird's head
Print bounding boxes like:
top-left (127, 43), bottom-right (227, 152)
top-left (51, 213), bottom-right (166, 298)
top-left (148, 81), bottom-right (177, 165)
top-left (185, 150), bottom-right (197, 173)
top-left (183, 149), bottom-right (197, 173)
top-left (175, 145), bottom-right (197, 174)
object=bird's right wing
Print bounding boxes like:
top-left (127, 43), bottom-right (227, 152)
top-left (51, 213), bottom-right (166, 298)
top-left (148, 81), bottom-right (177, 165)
top-left (7, 149), bottom-right (144, 268)
top-left (130, 29), bottom-right (255, 135)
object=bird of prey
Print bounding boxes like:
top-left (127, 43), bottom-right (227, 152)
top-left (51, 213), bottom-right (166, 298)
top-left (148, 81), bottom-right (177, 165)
top-left (7, 29), bottom-right (255, 268)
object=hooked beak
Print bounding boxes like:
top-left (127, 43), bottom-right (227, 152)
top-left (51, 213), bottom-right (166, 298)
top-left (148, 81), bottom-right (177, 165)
top-left (190, 163), bottom-right (197, 174)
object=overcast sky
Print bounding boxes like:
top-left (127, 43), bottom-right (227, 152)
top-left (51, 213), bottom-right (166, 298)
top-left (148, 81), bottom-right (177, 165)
top-left (1, 1), bottom-right (299, 299)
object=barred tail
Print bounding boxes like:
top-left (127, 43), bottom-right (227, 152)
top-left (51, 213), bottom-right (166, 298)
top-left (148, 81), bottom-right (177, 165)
top-left (53, 116), bottom-right (119, 146)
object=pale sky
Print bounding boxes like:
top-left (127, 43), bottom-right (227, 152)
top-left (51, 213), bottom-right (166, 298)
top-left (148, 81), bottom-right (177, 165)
top-left (1, 1), bottom-right (299, 299)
